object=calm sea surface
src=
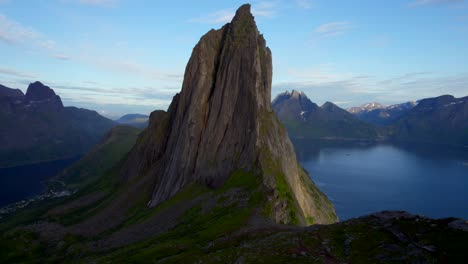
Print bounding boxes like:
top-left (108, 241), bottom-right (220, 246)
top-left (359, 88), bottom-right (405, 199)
top-left (0, 157), bottom-right (80, 207)
top-left (292, 139), bottom-right (468, 220)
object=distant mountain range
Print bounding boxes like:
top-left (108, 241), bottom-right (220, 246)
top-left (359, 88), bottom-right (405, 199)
top-left (116, 114), bottom-right (149, 128)
top-left (272, 90), bottom-right (383, 140)
top-left (348, 101), bottom-right (418, 125)
top-left (390, 95), bottom-right (468, 145)
top-left (0, 82), bottom-right (116, 167)
top-left (274, 91), bottom-right (468, 146)
top-left (347, 102), bottom-right (386, 114)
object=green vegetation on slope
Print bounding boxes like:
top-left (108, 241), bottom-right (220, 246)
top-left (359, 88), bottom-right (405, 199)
top-left (0, 170), bottom-right (268, 263)
top-left (54, 125), bottom-right (141, 190)
top-left (258, 110), bottom-right (338, 225)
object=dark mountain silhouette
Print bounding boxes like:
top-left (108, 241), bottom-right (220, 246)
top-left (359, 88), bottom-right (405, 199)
top-left (0, 82), bottom-right (116, 167)
top-left (273, 90), bottom-right (382, 140)
top-left (392, 95), bottom-right (468, 146)
top-left (347, 95), bottom-right (468, 145)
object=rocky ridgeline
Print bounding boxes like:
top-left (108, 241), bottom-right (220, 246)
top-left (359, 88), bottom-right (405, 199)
top-left (122, 4), bottom-right (336, 225)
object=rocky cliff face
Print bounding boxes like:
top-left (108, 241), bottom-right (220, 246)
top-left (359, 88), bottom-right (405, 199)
top-left (123, 5), bottom-right (337, 225)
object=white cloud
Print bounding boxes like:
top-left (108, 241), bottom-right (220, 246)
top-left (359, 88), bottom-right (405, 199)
top-left (0, 14), bottom-right (40, 44)
top-left (190, 9), bottom-right (235, 24)
top-left (0, 13), bottom-right (181, 83)
top-left (52, 54), bottom-right (72, 60)
top-left (78, 0), bottom-right (118, 7)
top-left (296, 0), bottom-right (314, 9)
top-left (190, 2), bottom-right (278, 24)
top-left (252, 1), bottom-right (278, 17)
top-left (314, 21), bottom-right (353, 37)
top-left (42, 81), bottom-right (176, 114)
top-left (0, 66), bottom-right (36, 79)
top-left (369, 35), bottom-right (391, 48)
top-left (273, 66), bottom-right (468, 107)
top-left (408, 0), bottom-right (464, 7)
top-left (286, 64), bottom-right (353, 82)
top-left (80, 55), bottom-right (183, 82)
top-left (0, 13), bottom-right (64, 58)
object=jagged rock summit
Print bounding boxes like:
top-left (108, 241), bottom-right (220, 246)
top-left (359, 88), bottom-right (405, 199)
top-left (24, 81), bottom-right (63, 108)
top-left (123, 4), bottom-right (337, 225)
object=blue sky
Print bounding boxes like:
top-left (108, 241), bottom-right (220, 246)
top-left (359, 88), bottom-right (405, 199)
top-left (1, 0), bottom-right (468, 118)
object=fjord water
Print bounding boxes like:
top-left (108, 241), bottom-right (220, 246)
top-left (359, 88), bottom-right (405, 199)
top-left (293, 139), bottom-right (468, 220)
top-left (0, 157), bottom-right (80, 207)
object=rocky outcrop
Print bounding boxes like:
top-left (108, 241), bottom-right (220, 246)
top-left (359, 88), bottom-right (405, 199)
top-left (122, 4), bottom-right (337, 225)
top-left (24, 81), bottom-right (63, 109)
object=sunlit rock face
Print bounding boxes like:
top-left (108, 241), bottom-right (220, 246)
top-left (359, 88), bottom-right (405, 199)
top-left (122, 4), bottom-right (337, 225)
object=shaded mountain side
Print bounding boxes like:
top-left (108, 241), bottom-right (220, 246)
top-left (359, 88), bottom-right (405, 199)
top-left (277, 92), bottom-right (467, 146)
top-left (0, 82), bottom-right (116, 167)
top-left (1, 194), bottom-right (467, 263)
top-left (116, 114), bottom-right (149, 128)
top-left (392, 95), bottom-right (468, 146)
top-left (52, 125), bottom-right (141, 191)
top-left (0, 84), bottom-right (24, 97)
top-left (121, 4), bottom-right (336, 226)
top-left (350, 101), bottom-right (417, 126)
top-left (273, 91), bottom-right (384, 140)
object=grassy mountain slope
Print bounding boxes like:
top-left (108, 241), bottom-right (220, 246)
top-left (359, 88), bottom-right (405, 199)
top-left (53, 125), bottom-right (141, 190)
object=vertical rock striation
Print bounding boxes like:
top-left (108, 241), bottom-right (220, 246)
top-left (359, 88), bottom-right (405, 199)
top-left (123, 4), bottom-right (337, 225)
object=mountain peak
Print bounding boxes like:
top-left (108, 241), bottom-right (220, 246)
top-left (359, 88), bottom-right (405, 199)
top-left (26, 81), bottom-right (56, 100)
top-left (322, 101), bottom-right (337, 108)
top-left (232, 4), bottom-right (253, 22)
top-left (24, 81), bottom-right (63, 108)
top-left (122, 5), bottom-right (336, 226)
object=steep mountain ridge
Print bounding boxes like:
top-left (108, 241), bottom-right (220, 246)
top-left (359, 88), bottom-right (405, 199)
top-left (0, 82), bottom-right (115, 167)
top-left (273, 90), bottom-right (382, 140)
top-left (122, 5), bottom-right (336, 225)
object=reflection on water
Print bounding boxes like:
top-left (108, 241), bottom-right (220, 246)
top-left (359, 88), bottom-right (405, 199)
top-left (292, 139), bottom-right (468, 220)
